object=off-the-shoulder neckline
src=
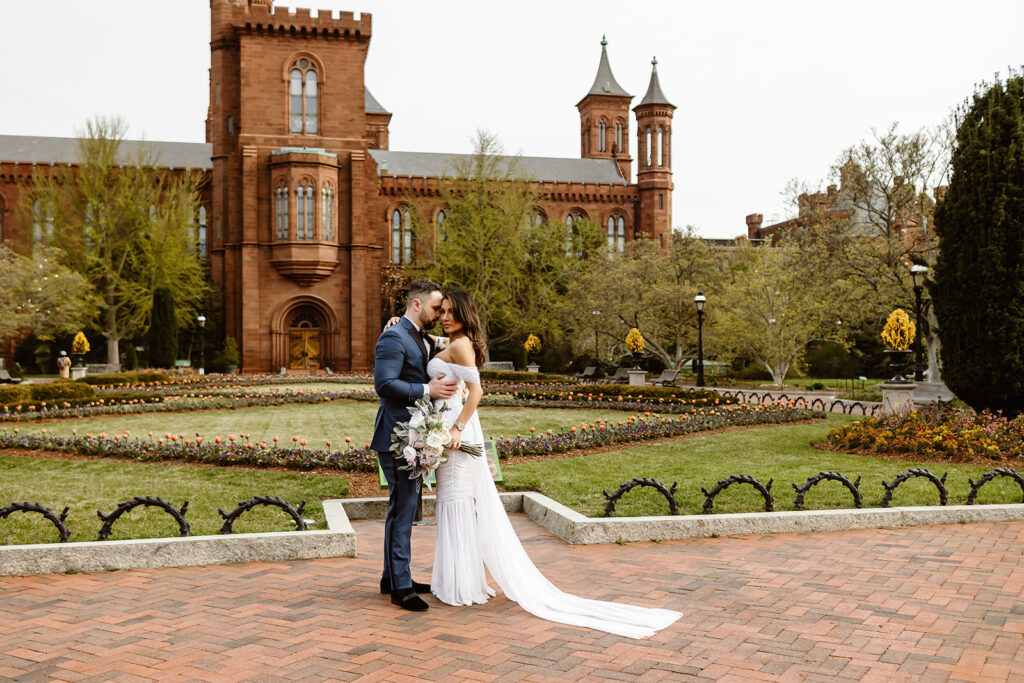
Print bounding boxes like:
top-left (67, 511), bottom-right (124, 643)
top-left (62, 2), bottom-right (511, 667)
top-left (430, 358), bottom-right (478, 370)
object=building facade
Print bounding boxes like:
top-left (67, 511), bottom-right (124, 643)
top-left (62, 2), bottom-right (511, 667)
top-left (0, 0), bottom-right (676, 372)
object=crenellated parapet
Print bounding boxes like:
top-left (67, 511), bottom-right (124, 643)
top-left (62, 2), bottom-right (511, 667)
top-left (213, 1), bottom-right (371, 40)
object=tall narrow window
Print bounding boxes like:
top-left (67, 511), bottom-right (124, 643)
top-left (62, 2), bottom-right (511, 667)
top-left (658, 126), bottom-right (664, 166)
top-left (289, 58), bottom-right (319, 134)
top-left (565, 211), bottom-right (584, 258)
top-left (275, 186), bottom-right (289, 240)
top-left (614, 121), bottom-right (623, 152)
top-left (436, 209), bottom-right (447, 241)
top-left (598, 120), bottom-right (607, 153)
top-left (296, 185), bottom-right (314, 240)
top-left (391, 208), bottom-right (411, 264)
top-left (658, 193), bottom-right (664, 210)
top-left (645, 127), bottom-right (652, 166)
top-left (32, 199), bottom-right (54, 247)
top-left (606, 216), bottom-right (616, 256)
top-left (198, 206), bottom-right (208, 256)
top-left (321, 185), bottom-right (335, 241)
top-left (616, 215), bottom-right (625, 253)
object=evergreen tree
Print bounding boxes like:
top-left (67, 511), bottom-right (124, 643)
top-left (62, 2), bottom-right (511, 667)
top-left (148, 287), bottom-right (178, 368)
top-left (932, 74), bottom-right (1024, 416)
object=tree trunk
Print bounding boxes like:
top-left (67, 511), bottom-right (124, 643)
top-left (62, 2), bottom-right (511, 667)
top-left (104, 306), bottom-right (120, 370)
top-left (927, 307), bottom-right (941, 383)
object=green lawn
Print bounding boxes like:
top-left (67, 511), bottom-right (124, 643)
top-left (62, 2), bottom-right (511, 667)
top-left (23, 401), bottom-right (634, 448)
top-left (0, 454), bottom-right (348, 545)
top-left (502, 415), bottom-right (1022, 516)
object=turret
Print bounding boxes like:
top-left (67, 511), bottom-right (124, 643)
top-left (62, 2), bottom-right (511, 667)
top-left (576, 36), bottom-right (632, 180)
top-left (634, 57), bottom-right (675, 249)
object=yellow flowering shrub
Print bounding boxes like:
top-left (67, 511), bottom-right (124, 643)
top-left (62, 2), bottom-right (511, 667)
top-left (881, 309), bottom-right (915, 351)
top-left (625, 328), bottom-right (644, 353)
top-left (523, 334), bottom-right (542, 354)
top-left (72, 332), bottom-right (90, 354)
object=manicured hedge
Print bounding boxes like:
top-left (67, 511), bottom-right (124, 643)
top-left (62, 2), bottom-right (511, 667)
top-left (523, 385), bottom-right (738, 403)
top-left (480, 370), bottom-right (565, 384)
top-left (76, 371), bottom-right (169, 386)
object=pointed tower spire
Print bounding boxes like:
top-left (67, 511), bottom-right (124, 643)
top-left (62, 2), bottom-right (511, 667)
top-left (576, 37), bottom-right (633, 177)
top-left (585, 35), bottom-right (631, 97)
top-left (639, 57), bottom-right (673, 106)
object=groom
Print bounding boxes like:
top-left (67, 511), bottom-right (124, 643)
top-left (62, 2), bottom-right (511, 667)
top-left (373, 278), bottom-right (457, 612)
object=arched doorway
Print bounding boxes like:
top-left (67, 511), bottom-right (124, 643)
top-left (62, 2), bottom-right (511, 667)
top-left (287, 306), bottom-right (323, 370)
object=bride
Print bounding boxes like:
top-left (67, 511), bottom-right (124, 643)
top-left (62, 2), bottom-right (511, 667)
top-left (427, 290), bottom-right (681, 639)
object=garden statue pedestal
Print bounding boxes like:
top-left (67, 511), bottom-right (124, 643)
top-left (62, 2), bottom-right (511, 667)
top-left (881, 381), bottom-right (916, 414)
top-left (628, 369), bottom-right (646, 386)
top-left (526, 364), bottom-right (540, 373)
top-left (70, 366), bottom-right (87, 380)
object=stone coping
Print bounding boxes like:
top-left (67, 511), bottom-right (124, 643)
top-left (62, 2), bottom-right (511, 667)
top-left (6, 492), bottom-right (1024, 576)
top-left (0, 499), bottom-right (355, 577)
top-left (343, 493), bottom-right (1024, 545)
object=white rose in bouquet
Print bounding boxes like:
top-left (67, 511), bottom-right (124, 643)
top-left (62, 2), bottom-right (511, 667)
top-left (425, 431), bottom-right (446, 452)
top-left (402, 445), bottom-right (418, 466)
top-left (408, 410), bottom-right (426, 430)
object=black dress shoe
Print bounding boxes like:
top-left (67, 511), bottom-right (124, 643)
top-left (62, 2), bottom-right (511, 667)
top-left (391, 588), bottom-right (429, 612)
top-left (380, 578), bottom-right (431, 594)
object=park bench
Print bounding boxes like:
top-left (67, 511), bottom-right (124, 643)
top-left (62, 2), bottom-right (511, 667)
top-left (0, 368), bottom-right (22, 384)
top-left (576, 366), bottom-right (598, 384)
top-left (650, 369), bottom-right (680, 386)
top-left (600, 367), bottom-right (630, 385)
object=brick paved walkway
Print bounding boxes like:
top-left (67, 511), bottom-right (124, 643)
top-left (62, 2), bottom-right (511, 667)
top-left (2, 516), bottom-right (1023, 682)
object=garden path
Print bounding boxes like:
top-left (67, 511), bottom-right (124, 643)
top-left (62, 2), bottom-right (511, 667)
top-left (1, 516), bottom-right (1022, 680)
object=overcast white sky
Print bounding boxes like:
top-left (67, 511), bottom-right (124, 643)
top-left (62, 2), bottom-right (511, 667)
top-left (2, 0), bottom-right (1020, 238)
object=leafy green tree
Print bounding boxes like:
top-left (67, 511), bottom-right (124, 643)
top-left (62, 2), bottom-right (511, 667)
top-left (932, 74), bottom-right (1024, 416)
top-left (715, 243), bottom-right (849, 386)
top-left (17, 115), bottom-right (209, 368)
top-left (0, 244), bottom-right (94, 342)
top-left (148, 287), bottom-right (178, 368)
top-left (412, 131), bottom-right (601, 355)
top-left (558, 231), bottom-right (719, 371)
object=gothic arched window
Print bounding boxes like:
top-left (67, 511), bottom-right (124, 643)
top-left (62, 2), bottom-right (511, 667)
top-left (606, 214), bottom-right (627, 255)
top-left (31, 199), bottom-right (54, 248)
top-left (658, 126), bottom-right (665, 166)
top-left (565, 210), bottom-right (585, 258)
top-left (275, 185), bottom-right (289, 240)
top-left (321, 184), bottom-right (335, 241)
top-left (296, 184), bottom-right (315, 240)
top-left (645, 126), bottom-right (652, 167)
top-left (289, 58), bottom-right (318, 134)
top-left (598, 120), bottom-right (607, 153)
top-left (436, 209), bottom-right (447, 242)
top-left (614, 121), bottom-right (624, 152)
top-left (391, 208), bottom-right (412, 265)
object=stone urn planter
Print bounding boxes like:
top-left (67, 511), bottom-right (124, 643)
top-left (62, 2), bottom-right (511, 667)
top-left (884, 349), bottom-right (913, 384)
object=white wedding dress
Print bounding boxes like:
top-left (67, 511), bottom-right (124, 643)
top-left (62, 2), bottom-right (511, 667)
top-left (427, 356), bottom-right (682, 639)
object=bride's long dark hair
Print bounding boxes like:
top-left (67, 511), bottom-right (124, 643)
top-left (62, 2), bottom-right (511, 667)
top-left (444, 290), bottom-right (487, 368)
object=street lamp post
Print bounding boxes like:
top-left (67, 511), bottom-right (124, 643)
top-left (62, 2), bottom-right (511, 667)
top-left (592, 310), bottom-right (601, 362)
top-left (197, 315), bottom-right (207, 375)
top-left (910, 264), bottom-right (928, 382)
top-left (694, 291), bottom-right (707, 387)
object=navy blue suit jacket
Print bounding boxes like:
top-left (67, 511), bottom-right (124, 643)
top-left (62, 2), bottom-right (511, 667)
top-left (372, 317), bottom-right (433, 452)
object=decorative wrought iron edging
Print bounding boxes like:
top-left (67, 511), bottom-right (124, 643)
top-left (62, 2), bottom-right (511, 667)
top-left (219, 496), bottom-right (307, 534)
top-left (602, 478), bottom-right (678, 517)
top-left (881, 468), bottom-right (948, 508)
top-left (0, 502), bottom-right (71, 543)
top-left (98, 496), bottom-right (191, 541)
top-left (792, 471), bottom-right (863, 510)
top-left (701, 474), bottom-right (774, 514)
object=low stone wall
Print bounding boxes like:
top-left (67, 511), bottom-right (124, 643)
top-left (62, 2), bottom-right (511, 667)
top-left (0, 499), bottom-right (355, 577)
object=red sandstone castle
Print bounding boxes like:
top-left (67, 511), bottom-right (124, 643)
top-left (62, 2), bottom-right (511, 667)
top-left (0, 0), bottom-right (676, 372)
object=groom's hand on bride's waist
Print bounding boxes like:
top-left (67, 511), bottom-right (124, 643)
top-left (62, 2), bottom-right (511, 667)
top-left (428, 373), bottom-right (457, 399)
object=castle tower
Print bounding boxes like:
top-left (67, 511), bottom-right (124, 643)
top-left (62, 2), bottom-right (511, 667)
top-left (576, 37), bottom-right (632, 180)
top-left (634, 57), bottom-right (675, 248)
top-left (208, 0), bottom-right (376, 372)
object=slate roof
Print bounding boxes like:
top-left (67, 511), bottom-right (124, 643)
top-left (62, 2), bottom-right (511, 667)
top-left (365, 87), bottom-right (389, 114)
top-left (638, 59), bottom-right (674, 107)
top-left (584, 37), bottom-right (631, 98)
top-left (0, 135), bottom-right (212, 169)
top-left (368, 149), bottom-right (627, 185)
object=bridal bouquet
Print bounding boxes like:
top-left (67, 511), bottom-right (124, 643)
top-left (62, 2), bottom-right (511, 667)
top-left (390, 396), bottom-right (483, 489)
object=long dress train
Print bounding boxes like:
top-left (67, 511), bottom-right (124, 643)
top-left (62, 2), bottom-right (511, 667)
top-left (428, 357), bottom-right (682, 639)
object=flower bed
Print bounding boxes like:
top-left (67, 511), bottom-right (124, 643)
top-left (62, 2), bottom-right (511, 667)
top-left (827, 404), bottom-right (1024, 461)
top-left (495, 404), bottom-right (817, 458)
top-left (1, 404), bottom-right (817, 472)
